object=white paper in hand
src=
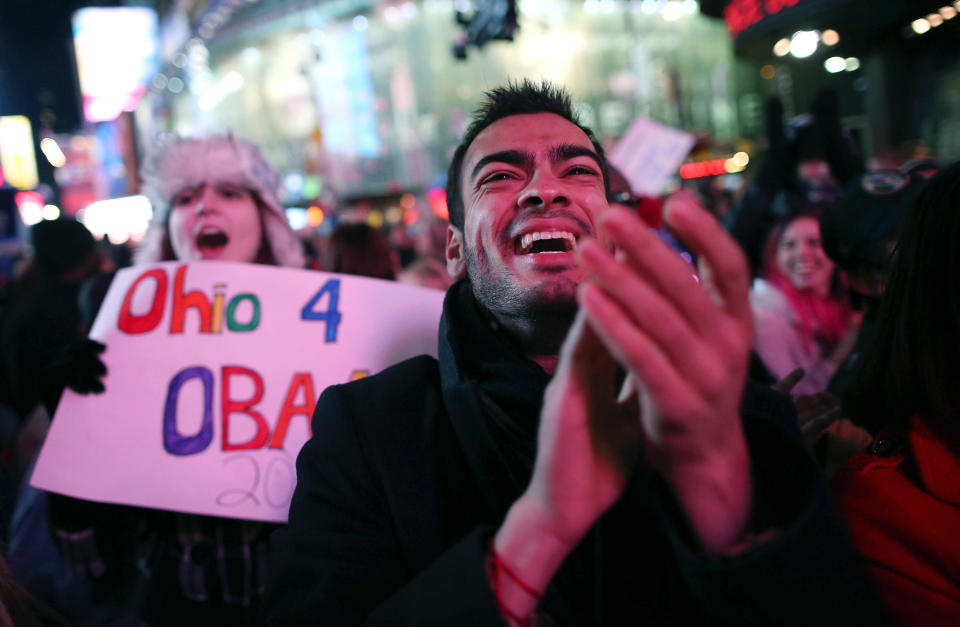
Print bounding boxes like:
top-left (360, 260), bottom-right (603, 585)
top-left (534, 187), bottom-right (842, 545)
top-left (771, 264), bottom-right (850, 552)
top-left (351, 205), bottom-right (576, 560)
top-left (607, 116), bottom-right (695, 197)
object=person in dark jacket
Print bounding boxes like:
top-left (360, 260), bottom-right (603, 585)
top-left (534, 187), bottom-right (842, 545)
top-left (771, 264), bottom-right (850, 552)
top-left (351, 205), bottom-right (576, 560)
top-left (265, 81), bottom-right (886, 625)
top-left (835, 161), bottom-right (960, 624)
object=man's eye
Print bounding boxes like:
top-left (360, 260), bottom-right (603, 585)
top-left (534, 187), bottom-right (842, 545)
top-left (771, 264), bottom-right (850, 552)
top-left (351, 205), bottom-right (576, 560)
top-left (566, 166), bottom-right (597, 176)
top-left (173, 192), bottom-right (195, 205)
top-left (480, 172), bottom-right (514, 185)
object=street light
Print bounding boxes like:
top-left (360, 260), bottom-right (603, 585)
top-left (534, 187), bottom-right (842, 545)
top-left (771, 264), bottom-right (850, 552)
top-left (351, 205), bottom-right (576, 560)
top-left (773, 37), bottom-right (791, 56)
top-left (824, 56), bottom-right (846, 73)
top-left (662, 1), bottom-right (684, 21)
top-left (789, 30), bottom-right (819, 58)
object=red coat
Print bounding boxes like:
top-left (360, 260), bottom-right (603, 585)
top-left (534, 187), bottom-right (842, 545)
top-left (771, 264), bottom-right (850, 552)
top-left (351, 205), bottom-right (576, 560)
top-left (833, 416), bottom-right (960, 625)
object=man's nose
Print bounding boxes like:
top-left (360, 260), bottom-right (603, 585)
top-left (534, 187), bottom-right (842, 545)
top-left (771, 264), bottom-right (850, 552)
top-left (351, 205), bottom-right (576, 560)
top-left (518, 171), bottom-right (568, 209)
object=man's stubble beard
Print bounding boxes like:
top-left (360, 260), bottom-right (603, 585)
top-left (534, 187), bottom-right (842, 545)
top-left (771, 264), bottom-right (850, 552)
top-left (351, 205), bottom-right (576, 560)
top-left (465, 244), bottom-right (579, 326)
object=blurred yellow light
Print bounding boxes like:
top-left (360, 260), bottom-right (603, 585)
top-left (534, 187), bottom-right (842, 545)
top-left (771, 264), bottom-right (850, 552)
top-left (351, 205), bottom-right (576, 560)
top-left (366, 210), bottom-right (384, 229)
top-left (40, 138), bottom-right (66, 168)
top-left (732, 152), bottom-right (749, 167)
top-left (845, 57), bottom-right (861, 71)
top-left (941, 6), bottom-right (957, 19)
top-left (0, 116), bottom-right (39, 190)
top-left (912, 18), bottom-right (931, 34)
top-left (42, 204), bottom-right (61, 220)
top-left (773, 38), bottom-right (791, 57)
top-left (306, 205), bottom-right (325, 227)
top-left (928, 13), bottom-right (944, 26)
top-left (821, 29), bottom-right (839, 45)
top-left (760, 64), bottom-right (776, 80)
top-left (723, 159), bottom-right (743, 174)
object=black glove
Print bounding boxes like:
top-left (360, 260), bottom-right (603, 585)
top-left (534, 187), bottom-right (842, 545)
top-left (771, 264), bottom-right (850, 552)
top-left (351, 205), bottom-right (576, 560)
top-left (41, 339), bottom-right (107, 415)
top-left (57, 338), bottom-right (107, 394)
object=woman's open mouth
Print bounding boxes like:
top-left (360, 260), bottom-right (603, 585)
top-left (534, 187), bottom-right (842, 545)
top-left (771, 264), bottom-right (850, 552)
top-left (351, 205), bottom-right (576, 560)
top-left (196, 228), bottom-right (229, 257)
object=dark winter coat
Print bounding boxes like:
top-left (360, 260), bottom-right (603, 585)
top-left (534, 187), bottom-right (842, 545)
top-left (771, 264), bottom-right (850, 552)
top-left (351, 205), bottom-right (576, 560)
top-left (265, 280), bottom-right (888, 625)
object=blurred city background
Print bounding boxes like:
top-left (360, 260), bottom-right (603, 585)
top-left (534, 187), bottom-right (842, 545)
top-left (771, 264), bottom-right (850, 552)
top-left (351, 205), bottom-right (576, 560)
top-left (1, 0), bottom-right (958, 276)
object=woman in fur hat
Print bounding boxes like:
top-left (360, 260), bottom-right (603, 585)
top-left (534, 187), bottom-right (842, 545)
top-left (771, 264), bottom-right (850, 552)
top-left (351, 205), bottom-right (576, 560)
top-left (45, 135), bottom-right (303, 624)
top-left (137, 134), bottom-right (304, 268)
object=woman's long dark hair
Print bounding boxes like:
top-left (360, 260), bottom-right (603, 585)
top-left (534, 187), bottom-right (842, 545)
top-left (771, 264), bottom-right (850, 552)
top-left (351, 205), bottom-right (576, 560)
top-left (847, 161), bottom-right (960, 440)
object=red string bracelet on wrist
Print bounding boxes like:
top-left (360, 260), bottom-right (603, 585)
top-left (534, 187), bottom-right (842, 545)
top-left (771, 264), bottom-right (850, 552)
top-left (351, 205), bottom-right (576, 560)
top-left (489, 541), bottom-right (542, 627)
top-left (491, 547), bottom-right (543, 601)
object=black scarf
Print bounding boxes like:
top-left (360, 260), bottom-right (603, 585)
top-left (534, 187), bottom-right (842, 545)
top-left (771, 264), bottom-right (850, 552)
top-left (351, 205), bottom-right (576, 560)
top-left (437, 279), bottom-right (552, 517)
top-left (438, 279), bottom-right (610, 624)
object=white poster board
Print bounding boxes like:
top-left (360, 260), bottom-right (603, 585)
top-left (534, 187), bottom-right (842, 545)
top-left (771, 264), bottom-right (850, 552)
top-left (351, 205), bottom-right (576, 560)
top-left (31, 261), bottom-right (444, 523)
top-left (607, 116), bottom-right (695, 197)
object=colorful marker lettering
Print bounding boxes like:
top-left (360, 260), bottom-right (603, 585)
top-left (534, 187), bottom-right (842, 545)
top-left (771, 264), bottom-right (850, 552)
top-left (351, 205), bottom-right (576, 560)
top-left (222, 366), bottom-right (269, 451)
top-left (301, 279), bottom-right (342, 343)
top-left (118, 268), bottom-right (167, 334)
top-left (163, 366), bottom-right (214, 456)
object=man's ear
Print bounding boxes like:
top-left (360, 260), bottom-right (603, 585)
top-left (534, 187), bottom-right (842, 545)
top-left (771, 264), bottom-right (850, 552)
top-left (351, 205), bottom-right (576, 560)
top-left (445, 225), bottom-right (466, 280)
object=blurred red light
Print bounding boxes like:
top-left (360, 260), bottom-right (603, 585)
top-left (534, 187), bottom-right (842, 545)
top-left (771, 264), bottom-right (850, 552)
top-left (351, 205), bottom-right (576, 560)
top-left (15, 190), bottom-right (44, 208)
top-left (403, 208), bottom-right (419, 226)
top-left (426, 187), bottom-right (448, 221)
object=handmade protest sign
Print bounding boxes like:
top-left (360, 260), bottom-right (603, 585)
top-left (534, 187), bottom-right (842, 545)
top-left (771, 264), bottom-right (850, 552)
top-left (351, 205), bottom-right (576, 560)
top-left (31, 261), bottom-right (444, 523)
top-left (607, 116), bottom-right (695, 197)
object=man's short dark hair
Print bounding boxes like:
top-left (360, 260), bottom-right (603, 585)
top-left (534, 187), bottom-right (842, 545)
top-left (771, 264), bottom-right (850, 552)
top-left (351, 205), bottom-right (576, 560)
top-left (444, 80), bottom-right (609, 231)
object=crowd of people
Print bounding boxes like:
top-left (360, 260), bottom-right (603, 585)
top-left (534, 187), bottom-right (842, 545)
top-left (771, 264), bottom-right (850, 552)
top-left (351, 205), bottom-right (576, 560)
top-left (0, 78), bottom-right (956, 625)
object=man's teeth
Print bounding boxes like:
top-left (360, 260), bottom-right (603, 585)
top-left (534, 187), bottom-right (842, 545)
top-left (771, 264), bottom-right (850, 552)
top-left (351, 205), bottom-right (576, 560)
top-left (519, 231), bottom-right (576, 253)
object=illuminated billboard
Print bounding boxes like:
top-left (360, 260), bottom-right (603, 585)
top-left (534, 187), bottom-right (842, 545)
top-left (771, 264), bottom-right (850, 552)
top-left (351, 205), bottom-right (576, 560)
top-left (0, 116), bottom-right (39, 190)
top-left (73, 7), bottom-right (160, 123)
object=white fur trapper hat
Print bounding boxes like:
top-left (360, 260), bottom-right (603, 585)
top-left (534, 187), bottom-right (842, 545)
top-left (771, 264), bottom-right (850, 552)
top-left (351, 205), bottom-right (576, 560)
top-left (135, 134), bottom-right (304, 268)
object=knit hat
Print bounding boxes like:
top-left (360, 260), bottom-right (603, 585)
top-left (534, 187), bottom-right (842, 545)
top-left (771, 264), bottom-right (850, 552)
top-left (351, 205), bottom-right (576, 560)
top-left (135, 134), bottom-right (304, 268)
top-left (31, 218), bottom-right (96, 277)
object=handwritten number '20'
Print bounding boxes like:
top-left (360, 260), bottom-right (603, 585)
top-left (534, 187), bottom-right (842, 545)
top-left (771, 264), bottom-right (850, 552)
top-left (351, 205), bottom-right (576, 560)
top-left (217, 454), bottom-right (296, 510)
top-left (301, 279), bottom-right (342, 343)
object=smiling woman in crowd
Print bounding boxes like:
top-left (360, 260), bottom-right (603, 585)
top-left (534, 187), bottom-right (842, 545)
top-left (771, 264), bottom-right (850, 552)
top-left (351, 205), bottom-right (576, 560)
top-left (750, 209), bottom-right (859, 396)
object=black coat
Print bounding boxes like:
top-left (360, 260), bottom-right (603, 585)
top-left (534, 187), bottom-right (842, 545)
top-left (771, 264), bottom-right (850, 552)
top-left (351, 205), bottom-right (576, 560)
top-left (265, 281), bottom-right (886, 626)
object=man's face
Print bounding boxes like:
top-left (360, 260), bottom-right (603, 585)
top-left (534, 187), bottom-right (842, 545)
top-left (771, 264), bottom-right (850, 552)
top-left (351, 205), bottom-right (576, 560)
top-left (447, 112), bottom-right (608, 316)
top-left (168, 182), bottom-right (263, 263)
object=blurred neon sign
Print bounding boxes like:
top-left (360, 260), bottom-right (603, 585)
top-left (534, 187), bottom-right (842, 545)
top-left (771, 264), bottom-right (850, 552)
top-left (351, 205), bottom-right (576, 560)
top-left (73, 7), bottom-right (160, 123)
top-left (0, 116), bottom-right (39, 190)
top-left (724, 0), bottom-right (803, 38)
top-left (679, 155), bottom-right (748, 179)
